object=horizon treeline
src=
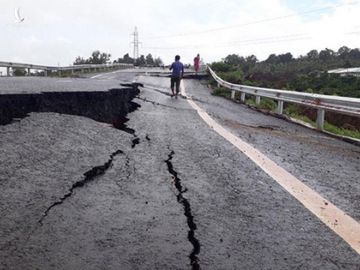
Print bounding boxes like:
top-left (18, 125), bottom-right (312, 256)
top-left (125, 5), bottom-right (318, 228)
top-left (73, 50), bottom-right (163, 67)
top-left (210, 46), bottom-right (360, 98)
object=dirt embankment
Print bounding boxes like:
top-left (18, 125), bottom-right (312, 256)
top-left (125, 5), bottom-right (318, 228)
top-left (295, 105), bottom-right (360, 130)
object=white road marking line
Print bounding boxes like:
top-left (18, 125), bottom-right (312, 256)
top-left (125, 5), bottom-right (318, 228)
top-left (90, 74), bottom-right (104, 79)
top-left (181, 80), bottom-right (360, 255)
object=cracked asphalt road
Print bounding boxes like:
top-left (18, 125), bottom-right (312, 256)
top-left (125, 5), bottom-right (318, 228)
top-left (0, 70), bottom-right (359, 269)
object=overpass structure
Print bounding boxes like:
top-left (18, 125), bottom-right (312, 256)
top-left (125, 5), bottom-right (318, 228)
top-left (0, 61), bottom-right (133, 76)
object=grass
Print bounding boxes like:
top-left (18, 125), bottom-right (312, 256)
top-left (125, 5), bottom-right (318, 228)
top-left (211, 87), bottom-right (232, 99)
top-left (324, 122), bottom-right (360, 139)
top-left (284, 105), bottom-right (316, 126)
top-left (245, 97), bottom-right (277, 111)
top-left (212, 86), bottom-right (277, 111)
top-left (284, 105), bottom-right (360, 139)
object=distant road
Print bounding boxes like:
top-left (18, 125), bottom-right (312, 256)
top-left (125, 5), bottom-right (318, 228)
top-left (0, 70), bottom-right (359, 269)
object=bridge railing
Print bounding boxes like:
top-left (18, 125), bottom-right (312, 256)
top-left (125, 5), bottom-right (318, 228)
top-left (208, 66), bottom-right (360, 130)
top-left (0, 61), bottom-right (133, 76)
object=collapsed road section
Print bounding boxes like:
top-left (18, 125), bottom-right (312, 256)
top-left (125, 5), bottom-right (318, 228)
top-left (0, 83), bottom-right (142, 129)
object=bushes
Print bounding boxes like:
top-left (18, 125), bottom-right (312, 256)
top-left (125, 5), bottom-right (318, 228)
top-left (13, 68), bottom-right (27, 76)
top-left (211, 87), bottom-right (231, 98)
top-left (218, 70), bottom-right (244, 84)
top-left (244, 96), bottom-right (276, 111)
top-left (209, 62), bottom-right (235, 72)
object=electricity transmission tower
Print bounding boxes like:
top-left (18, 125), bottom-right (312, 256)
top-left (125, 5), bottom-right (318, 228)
top-left (132, 27), bottom-right (140, 63)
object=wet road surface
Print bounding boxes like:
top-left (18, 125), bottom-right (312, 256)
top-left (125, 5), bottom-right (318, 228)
top-left (0, 70), bottom-right (359, 269)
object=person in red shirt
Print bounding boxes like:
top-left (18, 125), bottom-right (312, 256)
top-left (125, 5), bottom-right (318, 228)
top-left (193, 54), bottom-right (200, 73)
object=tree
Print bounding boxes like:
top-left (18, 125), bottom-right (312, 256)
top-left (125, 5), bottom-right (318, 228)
top-left (123, 53), bottom-right (133, 64)
top-left (73, 50), bottom-right (111, 65)
top-left (265, 54), bottom-right (279, 64)
top-left (278, 52), bottom-right (293, 63)
top-left (210, 62), bottom-right (234, 72)
top-left (113, 53), bottom-right (134, 64)
top-left (13, 68), bottom-right (26, 76)
top-left (319, 48), bottom-right (335, 62)
top-left (338, 46), bottom-right (350, 58)
top-left (245, 55), bottom-right (258, 65)
top-left (74, 56), bottom-right (88, 65)
top-left (135, 55), bottom-right (146, 66)
top-left (154, 57), bottom-right (163, 67)
top-left (145, 54), bottom-right (154, 66)
top-left (349, 48), bottom-right (360, 60)
top-left (88, 50), bottom-right (111, 64)
top-left (224, 54), bottom-right (244, 66)
top-left (306, 50), bottom-right (319, 59)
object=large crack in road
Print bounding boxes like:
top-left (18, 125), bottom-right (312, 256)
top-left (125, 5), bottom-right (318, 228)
top-left (38, 149), bottom-right (124, 225)
top-left (34, 83), bottom-right (144, 225)
top-left (165, 149), bottom-right (201, 270)
top-left (0, 82), bottom-right (143, 245)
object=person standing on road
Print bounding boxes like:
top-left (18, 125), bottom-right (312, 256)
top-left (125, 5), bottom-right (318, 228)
top-left (169, 55), bottom-right (184, 98)
top-left (193, 53), bottom-right (200, 74)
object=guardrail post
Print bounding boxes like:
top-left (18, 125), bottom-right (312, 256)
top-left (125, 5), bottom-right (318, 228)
top-left (255, 96), bottom-right (261, 105)
top-left (231, 90), bottom-right (235, 100)
top-left (6, 67), bottom-right (10, 76)
top-left (316, 109), bottom-right (325, 130)
top-left (27, 68), bottom-right (31, 76)
top-left (44, 69), bottom-right (48, 77)
top-left (240, 92), bottom-right (246, 103)
top-left (276, 100), bottom-right (284, 115)
top-left (71, 70), bottom-right (75, 75)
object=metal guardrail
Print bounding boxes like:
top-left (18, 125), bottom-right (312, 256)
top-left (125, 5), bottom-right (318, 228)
top-left (208, 66), bottom-right (360, 130)
top-left (0, 61), bottom-right (133, 76)
top-left (328, 67), bottom-right (360, 77)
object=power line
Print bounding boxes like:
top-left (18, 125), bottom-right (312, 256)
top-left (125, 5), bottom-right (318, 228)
top-left (142, 33), bottom-right (311, 50)
top-left (143, 1), bottom-right (359, 40)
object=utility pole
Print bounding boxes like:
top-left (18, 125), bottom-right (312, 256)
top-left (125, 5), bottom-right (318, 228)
top-left (132, 26), bottom-right (140, 64)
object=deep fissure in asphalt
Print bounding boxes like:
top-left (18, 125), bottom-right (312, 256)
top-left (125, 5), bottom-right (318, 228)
top-left (131, 137), bottom-right (140, 148)
top-left (165, 150), bottom-right (201, 270)
top-left (0, 84), bottom-right (141, 128)
top-left (135, 96), bottom-right (179, 110)
top-left (29, 84), bottom-right (143, 225)
top-left (38, 150), bottom-right (124, 225)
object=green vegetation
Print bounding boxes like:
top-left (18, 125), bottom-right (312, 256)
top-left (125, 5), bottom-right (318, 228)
top-left (74, 50), bottom-right (111, 65)
top-left (209, 46), bottom-right (360, 139)
top-left (210, 46), bottom-right (360, 98)
top-left (241, 96), bottom-right (276, 111)
top-left (13, 68), bottom-right (27, 76)
top-left (212, 87), bottom-right (231, 99)
top-left (324, 122), bottom-right (360, 139)
top-left (284, 105), bottom-right (360, 139)
top-left (74, 51), bottom-right (163, 67)
top-left (284, 105), bottom-right (315, 126)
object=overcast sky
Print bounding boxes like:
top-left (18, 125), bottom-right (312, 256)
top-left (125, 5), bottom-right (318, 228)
top-left (1, 0), bottom-right (359, 66)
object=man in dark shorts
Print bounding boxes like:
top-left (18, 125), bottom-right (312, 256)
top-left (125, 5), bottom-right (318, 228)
top-left (169, 55), bottom-right (184, 98)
